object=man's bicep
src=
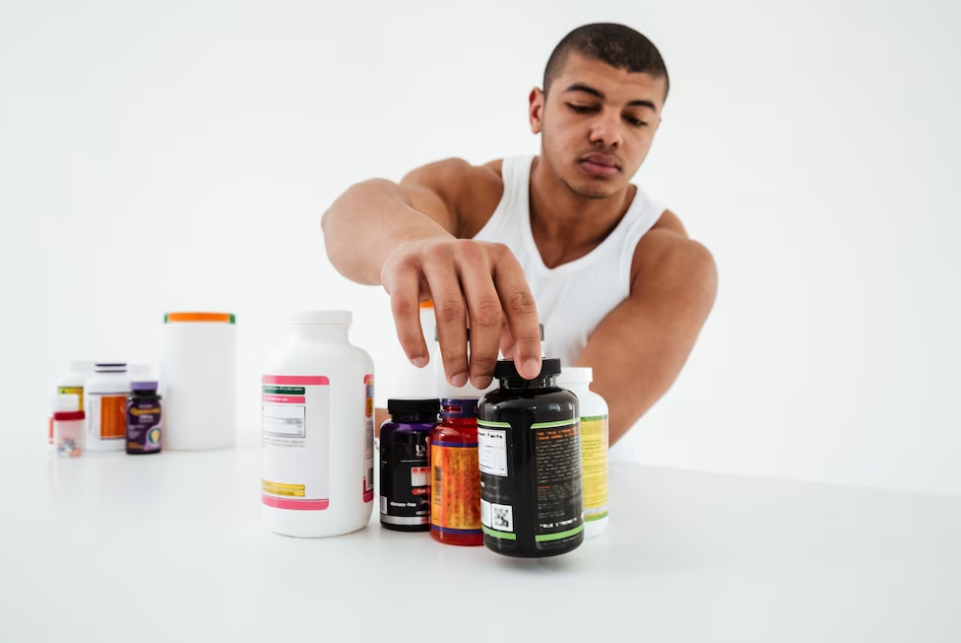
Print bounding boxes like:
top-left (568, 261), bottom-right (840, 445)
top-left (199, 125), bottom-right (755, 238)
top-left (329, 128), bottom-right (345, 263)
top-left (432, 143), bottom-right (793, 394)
top-left (399, 158), bottom-right (476, 235)
top-left (575, 237), bottom-right (717, 444)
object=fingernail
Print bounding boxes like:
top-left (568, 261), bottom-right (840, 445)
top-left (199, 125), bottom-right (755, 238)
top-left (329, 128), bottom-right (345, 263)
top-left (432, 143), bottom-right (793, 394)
top-left (474, 376), bottom-right (492, 390)
top-left (523, 358), bottom-right (540, 378)
top-left (452, 373), bottom-right (468, 388)
top-left (412, 357), bottom-right (428, 368)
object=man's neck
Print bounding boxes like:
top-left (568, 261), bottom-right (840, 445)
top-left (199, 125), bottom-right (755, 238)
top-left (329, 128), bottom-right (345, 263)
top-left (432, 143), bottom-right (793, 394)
top-left (528, 155), bottom-right (636, 269)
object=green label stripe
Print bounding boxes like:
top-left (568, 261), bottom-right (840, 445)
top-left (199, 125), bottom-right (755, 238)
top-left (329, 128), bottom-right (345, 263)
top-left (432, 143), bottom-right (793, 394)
top-left (582, 415), bottom-right (608, 422)
top-left (530, 419), bottom-right (577, 430)
top-left (584, 511), bottom-right (609, 522)
top-left (263, 386), bottom-right (306, 395)
top-left (534, 524), bottom-right (585, 542)
top-left (477, 420), bottom-right (511, 428)
top-left (482, 526), bottom-right (517, 540)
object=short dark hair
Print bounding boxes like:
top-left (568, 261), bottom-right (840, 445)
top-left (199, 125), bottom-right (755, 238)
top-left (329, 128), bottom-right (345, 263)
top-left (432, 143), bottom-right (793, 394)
top-left (544, 23), bottom-right (669, 99)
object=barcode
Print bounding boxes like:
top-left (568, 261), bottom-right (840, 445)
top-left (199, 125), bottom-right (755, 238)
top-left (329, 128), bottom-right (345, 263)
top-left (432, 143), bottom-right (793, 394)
top-left (432, 466), bottom-right (442, 498)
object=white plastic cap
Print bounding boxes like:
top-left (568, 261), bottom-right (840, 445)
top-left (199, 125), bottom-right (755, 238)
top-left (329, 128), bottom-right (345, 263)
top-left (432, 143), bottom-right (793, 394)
top-left (68, 360), bottom-right (95, 374)
top-left (52, 394), bottom-right (80, 413)
top-left (556, 366), bottom-right (593, 384)
top-left (289, 310), bottom-right (352, 326)
top-left (129, 363), bottom-right (153, 377)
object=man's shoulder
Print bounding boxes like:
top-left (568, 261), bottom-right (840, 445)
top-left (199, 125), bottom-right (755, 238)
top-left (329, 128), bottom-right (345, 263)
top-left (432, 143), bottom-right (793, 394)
top-left (630, 210), bottom-right (717, 294)
top-left (401, 158), bottom-right (504, 238)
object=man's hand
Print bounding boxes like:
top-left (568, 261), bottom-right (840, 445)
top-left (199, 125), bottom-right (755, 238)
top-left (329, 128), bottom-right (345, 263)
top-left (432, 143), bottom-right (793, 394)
top-left (380, 237), bottom-right (543, 389)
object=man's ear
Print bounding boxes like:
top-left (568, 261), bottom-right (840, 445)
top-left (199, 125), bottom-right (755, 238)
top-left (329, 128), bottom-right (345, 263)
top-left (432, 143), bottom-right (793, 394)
top-left (529, 87), bottom-right (545, 134)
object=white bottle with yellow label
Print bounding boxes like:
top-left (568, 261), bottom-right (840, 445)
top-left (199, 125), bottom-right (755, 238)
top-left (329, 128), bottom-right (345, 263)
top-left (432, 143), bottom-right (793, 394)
top-left (557, 367), bottom-right (609, 538)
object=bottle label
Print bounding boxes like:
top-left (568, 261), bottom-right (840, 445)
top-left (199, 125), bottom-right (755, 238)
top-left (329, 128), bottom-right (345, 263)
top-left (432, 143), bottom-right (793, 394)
top-left (363, 374), bottom-right (375, 503)
top-left (126, 399), bottom-right (162, 453)
top-left (58, 386), bottom-right (84, 411)
top-left (430, 440), bottom-right (481, 533)
top-left (478, 419), bottom-right (584, 549)
top-left (86, 393), bottom-right (127, 443)
top-left (380, 438), bottom-right (430, 525)
top-left (261, 375), bottom-right (331, 510)
top-left (580, 415), bottom-right (609, 521)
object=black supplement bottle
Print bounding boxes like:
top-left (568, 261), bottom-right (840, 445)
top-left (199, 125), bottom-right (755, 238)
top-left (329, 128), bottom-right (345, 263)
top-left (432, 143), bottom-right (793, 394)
top-left (379, 398), bottom-right (439, 532)
top-left (477, 359), bottom-right (584, 557)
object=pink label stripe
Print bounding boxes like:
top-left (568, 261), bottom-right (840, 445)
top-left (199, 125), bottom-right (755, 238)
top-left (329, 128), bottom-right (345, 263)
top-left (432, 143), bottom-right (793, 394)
top-left (262, 375), bottom-right (329, 386)
top-left (262, 395), bottom-right (306, 404)
top-left (262, 494), bottom-right (329, 511)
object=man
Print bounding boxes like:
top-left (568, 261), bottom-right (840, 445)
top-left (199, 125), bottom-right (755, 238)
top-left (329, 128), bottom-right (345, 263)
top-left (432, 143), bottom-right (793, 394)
top-left (322, 23), bottom-right (717, 445)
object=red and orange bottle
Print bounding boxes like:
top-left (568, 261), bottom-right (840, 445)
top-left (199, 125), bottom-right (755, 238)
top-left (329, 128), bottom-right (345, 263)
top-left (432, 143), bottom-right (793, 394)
top-left (429, 398), bottom-right (482, 545)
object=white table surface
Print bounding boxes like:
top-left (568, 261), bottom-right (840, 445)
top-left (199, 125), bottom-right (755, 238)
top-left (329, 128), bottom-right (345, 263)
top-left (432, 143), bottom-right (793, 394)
top-left (2, 430), bottom-right (960, 643)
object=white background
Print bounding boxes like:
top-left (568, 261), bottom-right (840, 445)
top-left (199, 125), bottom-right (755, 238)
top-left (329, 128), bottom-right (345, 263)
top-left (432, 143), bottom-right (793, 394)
top-left (2, 0), bottom-right (959, 495)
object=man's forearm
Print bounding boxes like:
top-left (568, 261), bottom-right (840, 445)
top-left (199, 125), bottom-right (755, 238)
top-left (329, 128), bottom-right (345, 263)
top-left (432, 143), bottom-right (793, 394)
top-left (321, 179), bottom-right (452, 286)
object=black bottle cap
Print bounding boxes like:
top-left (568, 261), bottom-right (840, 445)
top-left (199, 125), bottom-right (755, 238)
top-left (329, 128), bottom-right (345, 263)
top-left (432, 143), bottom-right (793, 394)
top-left (494, 358), bottom-right (561, 381)
top-left (387, 398), bottom-right (441, 415)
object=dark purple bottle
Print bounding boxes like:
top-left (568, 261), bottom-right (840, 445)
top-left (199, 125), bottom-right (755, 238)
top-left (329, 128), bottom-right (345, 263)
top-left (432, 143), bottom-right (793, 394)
top-left (379, 398), bottom-right (440, 532)
top-left (126, 381), bottom-right (162, 455)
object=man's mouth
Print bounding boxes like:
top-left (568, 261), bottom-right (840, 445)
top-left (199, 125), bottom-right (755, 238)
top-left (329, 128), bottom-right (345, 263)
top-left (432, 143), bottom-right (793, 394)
top-left (577, 154), bottom-right (620, 178)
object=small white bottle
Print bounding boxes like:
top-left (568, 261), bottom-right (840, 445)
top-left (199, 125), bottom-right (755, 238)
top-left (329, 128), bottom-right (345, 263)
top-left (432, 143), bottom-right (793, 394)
top-left (84, 363), bottom-right (130, 452)
top-left (557, 367), bottom-right (610, 538)
top-left (262, 311), bottom-right (375, 537)
top-left (51, 361), bottom-right (93, 445)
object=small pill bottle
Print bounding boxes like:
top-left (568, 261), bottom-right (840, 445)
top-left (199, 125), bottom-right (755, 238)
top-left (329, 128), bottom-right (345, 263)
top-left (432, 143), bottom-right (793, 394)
top-left (478, 359), bottom-right (584, 558)
top-left (51, 361), bottom-right (93, 445)
top-left (556, 367), bottom-right (609, 538)
top-left (379, 398), bottom-right (439, 532)
top-left (429, 398), bottom-right (483, 546)
top-left (261, 310), bottom-right (375, 538)
top-left (127, 381), bottom-right (163, 455)
top-left (52, 394), bottom-right (84, 458)
top-left (85, 363), bottom-right (130, 452)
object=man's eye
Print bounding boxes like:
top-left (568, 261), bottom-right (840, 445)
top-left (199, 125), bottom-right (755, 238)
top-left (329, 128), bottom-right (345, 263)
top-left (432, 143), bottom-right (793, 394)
top-left (625, 116), bottom-right (648, 128)
top-left (567, 104), bottom-right (597, 114)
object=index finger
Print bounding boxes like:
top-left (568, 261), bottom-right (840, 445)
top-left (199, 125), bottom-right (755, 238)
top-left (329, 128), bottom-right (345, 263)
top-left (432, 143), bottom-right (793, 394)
top-left (491, 249), bottom-right (541, 379)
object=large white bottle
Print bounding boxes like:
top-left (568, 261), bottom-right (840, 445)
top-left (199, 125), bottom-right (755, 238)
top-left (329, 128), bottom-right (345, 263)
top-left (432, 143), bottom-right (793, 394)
top-left (261, 310), bottom-right (375, 537)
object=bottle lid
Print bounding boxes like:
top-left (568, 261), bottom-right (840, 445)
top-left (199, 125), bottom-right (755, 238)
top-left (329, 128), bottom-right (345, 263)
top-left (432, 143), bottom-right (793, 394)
top-left (288, 310), bottom-right (352, 326)
top-left (556, 367), bottom-right (593, 385)
top-left (131, 381), bottom-right (159, 392)
top-left (494, 358), bottom-right (561, 381)
top-left (94, 362), bottom-right (127, 373)
top-left (440, 398), bottom-right (479, 419)
top-left (164, 312), bottom-right (236, 324)
top-left (52, 394), bottom-right (80, 413)
top-left (387, 398), bottom-right (440, 415)
top-left (420, 300), bottom-right (433, 309)
top-left (68, 360), bottom-right (95, 374)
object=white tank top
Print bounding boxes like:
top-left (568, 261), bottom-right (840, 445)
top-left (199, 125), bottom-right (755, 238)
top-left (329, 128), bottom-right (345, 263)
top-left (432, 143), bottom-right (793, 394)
top-left (473, 155), bottom-right (666, 366)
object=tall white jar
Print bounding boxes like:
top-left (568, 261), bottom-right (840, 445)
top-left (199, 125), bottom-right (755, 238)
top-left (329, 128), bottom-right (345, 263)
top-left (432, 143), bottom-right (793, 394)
top-left (160, 312), bottom-right (238, 450)
top-left (557, 367), bottom-right (610, 538)
top-left (261, 310), bottom-right (375, 538)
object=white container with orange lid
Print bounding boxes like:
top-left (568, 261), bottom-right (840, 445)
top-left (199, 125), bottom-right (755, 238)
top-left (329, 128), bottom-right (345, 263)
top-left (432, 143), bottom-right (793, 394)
top-left (160, 312), bottom-right (238, 450)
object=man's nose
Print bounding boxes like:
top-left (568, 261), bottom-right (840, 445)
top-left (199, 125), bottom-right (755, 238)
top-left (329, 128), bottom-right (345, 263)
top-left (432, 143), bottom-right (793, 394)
top-left (588, 109), bottom-right (623, 148)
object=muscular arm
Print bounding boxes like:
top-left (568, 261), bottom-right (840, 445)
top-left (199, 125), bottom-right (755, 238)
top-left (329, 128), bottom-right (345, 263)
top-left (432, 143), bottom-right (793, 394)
top-left (576, 213), bottom-right (718, 445)
top-left (321, 158), bottom-right (543, 388)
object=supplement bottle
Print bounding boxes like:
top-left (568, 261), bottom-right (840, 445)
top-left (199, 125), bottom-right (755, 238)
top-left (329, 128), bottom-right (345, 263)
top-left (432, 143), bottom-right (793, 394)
top-left (429, 398), bottom-right (483, 545)
top-left (50, 361), bottom-right (93, 445)
top-left (556, 367), bottom-right (609, 538)
top-left (85, 363), bottom-right (130, 452)
top-left (379, 398), bottom-right (439, 531)
top-left (262, 310), bottom-right (375, 538)
top-left (478, 359), bottom-right (584, 557)
top-left (161, 312), bottom-right (237, 450)
top-left (52, 394), bottom-right (84, 458)
top-left (126, 381), bottom-right (163, 455)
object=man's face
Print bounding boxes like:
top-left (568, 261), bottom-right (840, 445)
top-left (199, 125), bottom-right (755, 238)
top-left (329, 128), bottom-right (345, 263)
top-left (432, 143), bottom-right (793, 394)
top-left (530, 53), bottom-right (666, 199)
